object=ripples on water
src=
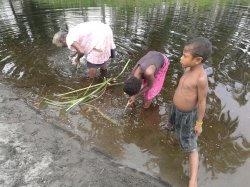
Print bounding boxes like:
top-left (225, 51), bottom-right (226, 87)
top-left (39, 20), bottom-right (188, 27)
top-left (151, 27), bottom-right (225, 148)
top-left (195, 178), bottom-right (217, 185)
top-left (0, 0), bottom-right (250, 186)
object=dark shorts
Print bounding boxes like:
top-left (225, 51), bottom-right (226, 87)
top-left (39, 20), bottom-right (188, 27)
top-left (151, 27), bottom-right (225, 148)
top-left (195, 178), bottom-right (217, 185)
top-left (168, 104), bottom-right (197, 152)
top-left (86, 61), bottom-right (107, 69)
top-left (110, 49), bottom-right (116, 58)
top-left (86, 49), bottom-right (114, 68)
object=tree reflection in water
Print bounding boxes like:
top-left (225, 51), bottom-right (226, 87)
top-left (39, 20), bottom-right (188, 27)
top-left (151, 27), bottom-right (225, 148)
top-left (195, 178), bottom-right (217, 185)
top-left (200, 93), bottom-right (250, 176)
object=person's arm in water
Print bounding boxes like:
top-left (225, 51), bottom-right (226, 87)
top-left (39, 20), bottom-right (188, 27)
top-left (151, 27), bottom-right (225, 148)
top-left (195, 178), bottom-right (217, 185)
top-left (71, 41), bottom-right (85, 64)
top-left (195, 74), bottom-right (208, 136)
top-left (128, 67), bottom-right (155, 106)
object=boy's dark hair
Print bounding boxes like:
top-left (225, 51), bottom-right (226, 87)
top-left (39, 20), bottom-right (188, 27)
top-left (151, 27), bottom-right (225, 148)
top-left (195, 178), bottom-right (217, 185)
top-left (123, 75), bottom-right (142, 96)
top-left (185, 37), bottom-right (212, 62)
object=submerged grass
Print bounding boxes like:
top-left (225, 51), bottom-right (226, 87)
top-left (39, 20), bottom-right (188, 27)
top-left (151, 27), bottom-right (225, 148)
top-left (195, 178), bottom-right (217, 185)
top-left (44, 60), bottom-right (131, 111)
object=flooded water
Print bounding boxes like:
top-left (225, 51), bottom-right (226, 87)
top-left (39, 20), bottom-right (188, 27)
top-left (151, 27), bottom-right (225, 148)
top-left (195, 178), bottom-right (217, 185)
top-left (0, 0), bottom-right (250, 186)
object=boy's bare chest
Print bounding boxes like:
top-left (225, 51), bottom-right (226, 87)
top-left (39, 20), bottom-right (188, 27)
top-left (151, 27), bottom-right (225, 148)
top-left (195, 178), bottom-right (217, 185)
top-left (179, 72), bottom-right (197, 90)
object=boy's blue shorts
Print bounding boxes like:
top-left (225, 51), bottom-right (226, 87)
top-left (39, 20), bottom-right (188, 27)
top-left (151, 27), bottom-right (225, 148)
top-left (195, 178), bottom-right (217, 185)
top-left (168, 104), bottom-right (198, 152)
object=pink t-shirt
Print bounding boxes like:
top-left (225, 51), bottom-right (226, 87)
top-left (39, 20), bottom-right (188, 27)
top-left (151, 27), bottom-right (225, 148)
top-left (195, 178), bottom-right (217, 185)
top-left (66, 21), bottom-right (116, 64)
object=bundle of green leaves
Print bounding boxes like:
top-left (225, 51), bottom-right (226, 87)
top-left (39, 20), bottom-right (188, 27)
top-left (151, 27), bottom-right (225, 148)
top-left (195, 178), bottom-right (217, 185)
top-left (44, 60), bottom-right (131, 111)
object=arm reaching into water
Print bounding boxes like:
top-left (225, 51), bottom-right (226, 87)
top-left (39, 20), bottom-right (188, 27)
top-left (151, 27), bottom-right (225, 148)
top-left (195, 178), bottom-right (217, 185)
top-left (127, 67), bottom-right (155, 106)
top-left (71, 41), bottom-right (85, 64)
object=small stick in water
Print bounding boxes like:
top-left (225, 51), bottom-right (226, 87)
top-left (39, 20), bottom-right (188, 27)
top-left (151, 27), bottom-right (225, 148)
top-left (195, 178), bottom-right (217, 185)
top-left (124, 103), bottom-right (129, 113)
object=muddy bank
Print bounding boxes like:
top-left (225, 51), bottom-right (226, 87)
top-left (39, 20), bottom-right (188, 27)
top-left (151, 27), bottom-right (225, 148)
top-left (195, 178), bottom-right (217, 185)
top-left (0, 82), bottom-right (170, 187)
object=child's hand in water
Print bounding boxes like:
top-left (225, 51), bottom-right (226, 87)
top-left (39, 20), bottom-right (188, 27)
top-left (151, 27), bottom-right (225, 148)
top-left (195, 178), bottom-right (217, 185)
top-left (71, 56), bottom-right (80, 66)
top-left (70, 57), bottom-right (81, 73)
top-left (127, 96), bottom-right (136, 107)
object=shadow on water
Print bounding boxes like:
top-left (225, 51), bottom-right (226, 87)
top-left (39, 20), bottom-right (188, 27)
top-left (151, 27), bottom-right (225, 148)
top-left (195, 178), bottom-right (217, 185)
top-left (0, 0), bottom-right (250, 186)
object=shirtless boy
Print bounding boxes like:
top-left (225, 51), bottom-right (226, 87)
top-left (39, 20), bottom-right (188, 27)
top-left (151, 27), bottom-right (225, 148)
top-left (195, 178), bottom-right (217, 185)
top-left (168, 37), bottom-right (212, 187)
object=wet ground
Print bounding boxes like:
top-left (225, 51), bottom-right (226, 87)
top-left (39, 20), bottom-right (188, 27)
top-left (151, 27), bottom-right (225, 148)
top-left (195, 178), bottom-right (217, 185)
top-left (0, 82), bottom-right (170, 187)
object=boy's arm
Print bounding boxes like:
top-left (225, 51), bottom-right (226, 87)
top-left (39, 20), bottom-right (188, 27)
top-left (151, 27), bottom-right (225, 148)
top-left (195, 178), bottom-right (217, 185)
top-left (127, 71), bottom-right (154, 106)
top-left (128, 73), bottom-right (154, 105)
top-left (195, 75), bottom-right (208, 136)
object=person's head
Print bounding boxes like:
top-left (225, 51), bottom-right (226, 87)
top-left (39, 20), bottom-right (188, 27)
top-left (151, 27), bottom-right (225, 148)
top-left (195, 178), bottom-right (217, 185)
top-left (52, 31), bottom-right (67, 47)
top-left (180, 37), bottom-right (212, 68)
top-left (123, 75), bottom-right (142, 96)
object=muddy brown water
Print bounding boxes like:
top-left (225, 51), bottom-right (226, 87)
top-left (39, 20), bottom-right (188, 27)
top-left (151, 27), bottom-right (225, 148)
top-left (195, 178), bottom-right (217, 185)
top-left (0, 0), bottom-right (250, 186)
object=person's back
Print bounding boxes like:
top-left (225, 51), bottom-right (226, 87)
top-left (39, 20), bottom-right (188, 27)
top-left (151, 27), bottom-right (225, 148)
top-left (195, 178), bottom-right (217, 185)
top-left (66, 22), bottom-right (115, 56)
top-left (135, 51), bottom-right (164, 75)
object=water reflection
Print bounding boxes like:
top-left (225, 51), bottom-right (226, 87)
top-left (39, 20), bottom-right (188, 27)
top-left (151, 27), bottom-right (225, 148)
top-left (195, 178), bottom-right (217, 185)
top-left (0, 0), bottom-right (250, 186)
top-left (200, 90), bottom-right (250, 184)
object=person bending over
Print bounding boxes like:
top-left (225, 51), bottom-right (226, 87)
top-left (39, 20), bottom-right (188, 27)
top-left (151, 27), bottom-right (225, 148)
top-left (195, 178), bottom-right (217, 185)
top-left (52, 21), bottom-right (116, 78)
top-left (123, 51), bottom-right (169, 108)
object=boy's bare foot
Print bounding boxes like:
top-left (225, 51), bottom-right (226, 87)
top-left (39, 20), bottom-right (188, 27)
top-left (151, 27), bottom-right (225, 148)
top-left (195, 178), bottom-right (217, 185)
top-left (167, 138), bottom-right (179, 146)
top-left (160, 137), bottom-right (179, 146)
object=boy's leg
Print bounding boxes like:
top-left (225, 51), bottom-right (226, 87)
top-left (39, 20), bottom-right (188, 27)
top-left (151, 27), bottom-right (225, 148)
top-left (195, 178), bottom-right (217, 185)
top-left (188, 150), bottom-right (199, 187)
top-left (86, 61), bottom-right (98, 79)
top-left (100, 63), bottom-right (107, 77)
top-left (143, 99), bottom-right (152, 108)
top-left (88, 68), bottom-right (97, 79)
top-left (165, 104), bottom-right (175, 131)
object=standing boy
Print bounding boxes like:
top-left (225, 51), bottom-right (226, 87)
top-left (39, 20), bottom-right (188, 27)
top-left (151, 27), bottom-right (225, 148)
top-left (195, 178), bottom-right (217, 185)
top-left (123, 51), bottom-right (169, 108)
top-left (168, 37), bottom-right (212, 187)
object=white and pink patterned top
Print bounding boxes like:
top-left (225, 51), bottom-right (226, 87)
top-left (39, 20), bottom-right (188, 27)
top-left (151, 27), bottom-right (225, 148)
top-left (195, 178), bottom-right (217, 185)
top-left (66, 21), bottom-right (116, 64)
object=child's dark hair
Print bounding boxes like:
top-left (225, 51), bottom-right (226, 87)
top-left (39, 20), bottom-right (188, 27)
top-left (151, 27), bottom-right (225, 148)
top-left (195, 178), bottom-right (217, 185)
top-left (123, 75), bottom-right (142, 96)
top-left (185, 37), bottom-right (212, 62)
